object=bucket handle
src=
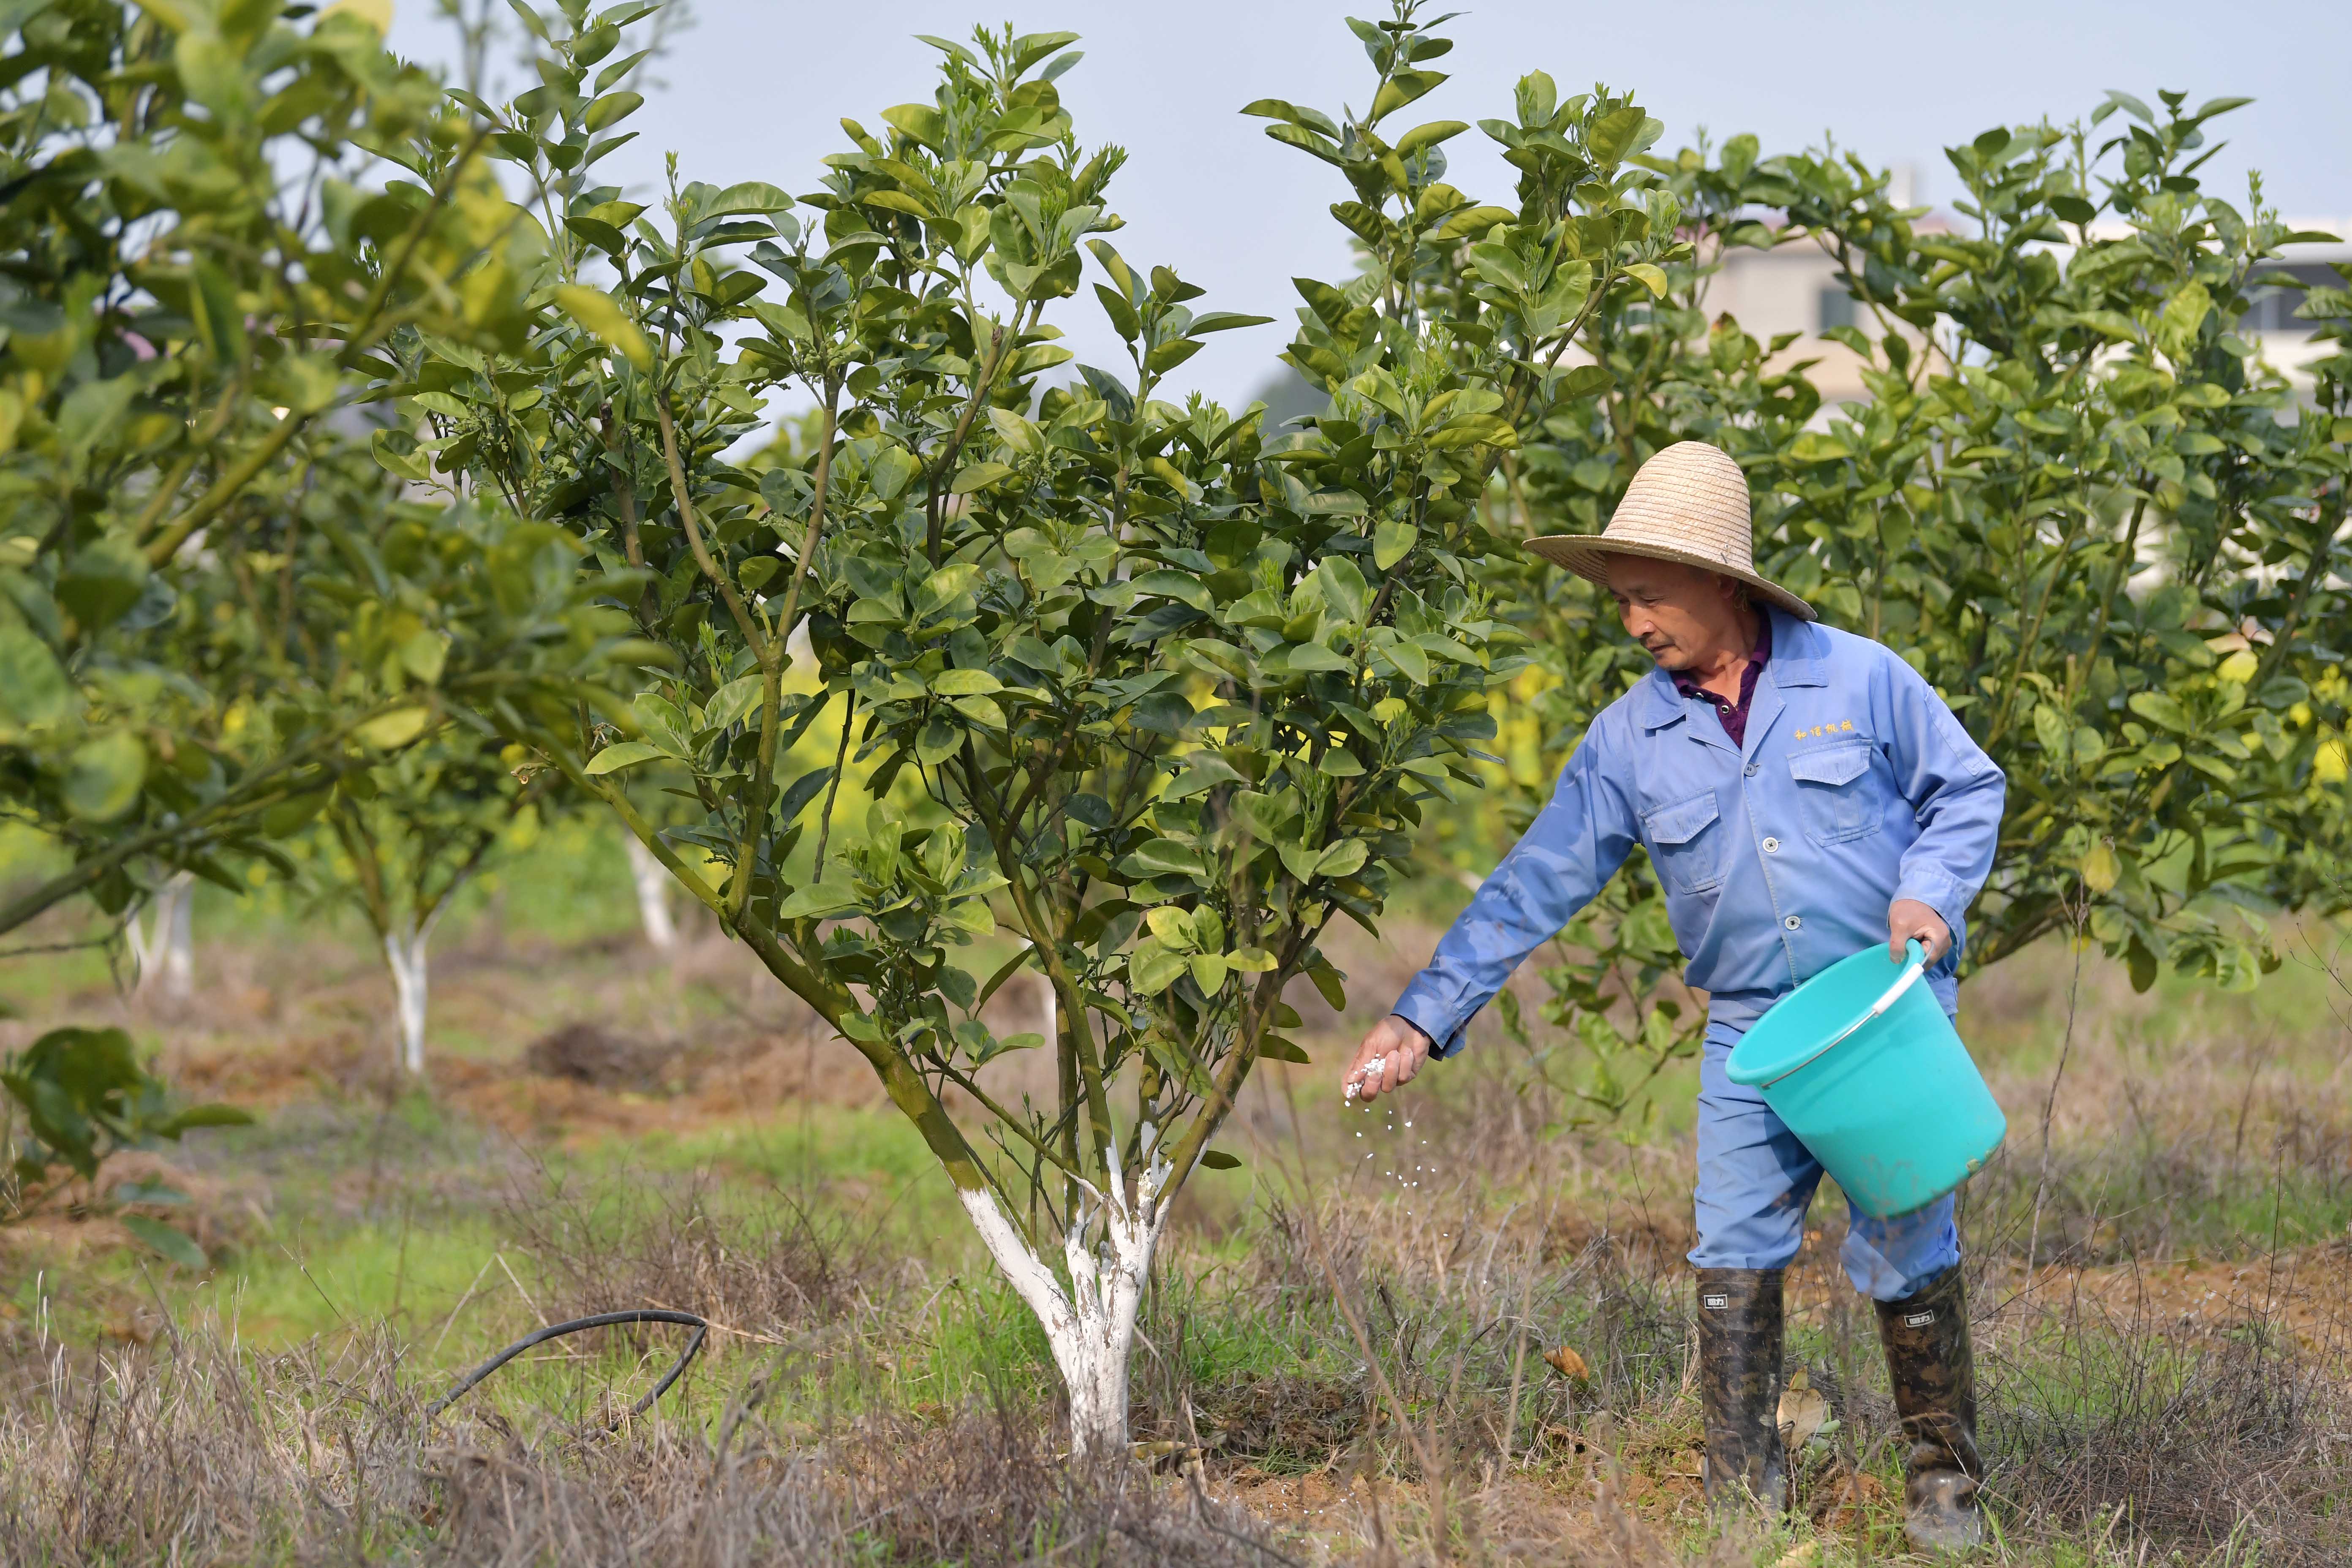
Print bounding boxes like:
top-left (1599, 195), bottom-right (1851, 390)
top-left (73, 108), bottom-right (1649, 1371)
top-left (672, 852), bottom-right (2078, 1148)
top-left (1760, 939), bottom-right (1928, 1089)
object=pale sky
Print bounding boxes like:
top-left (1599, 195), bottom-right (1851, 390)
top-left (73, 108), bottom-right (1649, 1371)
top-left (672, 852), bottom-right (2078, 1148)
top-left (388, 0), bottom-right (2352, 404)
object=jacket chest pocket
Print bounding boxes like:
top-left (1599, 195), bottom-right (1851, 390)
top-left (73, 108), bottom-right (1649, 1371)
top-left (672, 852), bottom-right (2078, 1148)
top-left (1642, 790), bottom-right (1726, 895)
top-left (1788, 740), bottom-right (1884, 845)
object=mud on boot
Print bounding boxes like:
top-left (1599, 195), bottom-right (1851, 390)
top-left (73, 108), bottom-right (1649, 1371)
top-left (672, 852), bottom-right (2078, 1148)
top-left (1875, 1263), bottom-right (1987, 1553)
top-left (1694, 1267), bottom-right (1787, 1514)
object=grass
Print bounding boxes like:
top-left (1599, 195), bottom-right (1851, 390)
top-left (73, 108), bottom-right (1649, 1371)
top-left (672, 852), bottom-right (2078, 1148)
top-left (2, 832), bottom-right (2349, 1563)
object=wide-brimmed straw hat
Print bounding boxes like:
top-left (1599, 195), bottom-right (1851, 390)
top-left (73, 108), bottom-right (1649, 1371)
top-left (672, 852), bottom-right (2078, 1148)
top-left (1524, 441), bottom-right (1815, 621)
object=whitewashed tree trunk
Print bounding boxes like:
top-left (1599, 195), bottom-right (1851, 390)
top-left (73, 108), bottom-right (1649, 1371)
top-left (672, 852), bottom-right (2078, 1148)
top-left (624, 836), bottom-right (678, 950)
top-left (129, 871), bottom-right (196, 999)
top-left (384, 907), bottom-right (446, 1077)
top-left (956, 1128), bottom-right (1172, 1457)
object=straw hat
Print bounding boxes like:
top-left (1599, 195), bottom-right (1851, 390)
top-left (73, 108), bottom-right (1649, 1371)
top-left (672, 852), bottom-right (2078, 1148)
top-left (1524, 441), bottom-right (1815, 621)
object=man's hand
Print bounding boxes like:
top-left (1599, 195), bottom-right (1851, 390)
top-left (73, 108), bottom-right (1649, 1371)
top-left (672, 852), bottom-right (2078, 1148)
top-left (1889, 898), bottom-right (1952, 965)
top-left (1342, 1015), bottom-right (1433, 1104)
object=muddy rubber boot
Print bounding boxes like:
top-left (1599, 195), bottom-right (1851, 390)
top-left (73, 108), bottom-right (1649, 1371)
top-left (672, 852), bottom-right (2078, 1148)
top-left (1875, 1264), bottom-right (1987, 1553)
top-left (1694, 1267), bottom-right (1787, 1514)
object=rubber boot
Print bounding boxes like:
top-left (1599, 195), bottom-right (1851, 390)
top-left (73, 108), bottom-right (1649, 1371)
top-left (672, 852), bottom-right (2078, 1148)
top-left (1875, 1264), bottom-right (1987, 1552)
top-left (1694, 1267), bottom-right (1786, 1513)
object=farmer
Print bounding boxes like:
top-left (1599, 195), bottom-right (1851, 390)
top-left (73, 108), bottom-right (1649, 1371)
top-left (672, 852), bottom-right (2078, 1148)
top-left (1342, 441), bottom-right (2005, 1550)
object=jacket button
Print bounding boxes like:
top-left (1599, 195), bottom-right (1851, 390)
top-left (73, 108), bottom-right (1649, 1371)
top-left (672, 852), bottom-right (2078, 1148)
top-left (1761, 836), bottom-right (1780, 854)
top-left (1783, 914), bottom-right (1803, 931)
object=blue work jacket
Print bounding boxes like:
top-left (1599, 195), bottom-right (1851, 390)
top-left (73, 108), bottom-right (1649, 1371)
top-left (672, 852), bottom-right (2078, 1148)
top-left (1392, 608), bottom-right (2006, 1055)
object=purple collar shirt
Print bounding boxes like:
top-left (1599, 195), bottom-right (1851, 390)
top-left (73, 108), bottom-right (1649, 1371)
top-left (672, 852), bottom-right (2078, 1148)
top-left (1670, 615), bottom-right (1773, 750)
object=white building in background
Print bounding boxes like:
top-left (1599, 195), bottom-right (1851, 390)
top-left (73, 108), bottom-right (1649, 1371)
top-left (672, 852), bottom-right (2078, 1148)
top-left (1703, 218), bottom-right (2349, 405)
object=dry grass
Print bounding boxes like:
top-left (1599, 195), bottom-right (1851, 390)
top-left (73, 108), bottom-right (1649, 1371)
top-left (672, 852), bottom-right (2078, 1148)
top-left (3, 898), bottom-right (2350, 1563)
top-left (0, 1320), bottom-right (1301, 1566)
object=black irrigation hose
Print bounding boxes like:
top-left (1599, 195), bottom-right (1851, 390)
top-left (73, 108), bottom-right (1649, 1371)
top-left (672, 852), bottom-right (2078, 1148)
top-left (425, 1309), bottom-right (709, 1431)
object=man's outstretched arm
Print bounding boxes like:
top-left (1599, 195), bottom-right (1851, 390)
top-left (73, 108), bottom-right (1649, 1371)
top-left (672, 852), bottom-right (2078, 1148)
top-left (1343, 729), bottom-right (1639, 1102)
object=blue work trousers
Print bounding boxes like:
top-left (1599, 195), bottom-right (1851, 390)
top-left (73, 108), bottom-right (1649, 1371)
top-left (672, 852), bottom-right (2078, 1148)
top-left (1690, 1019), bottom-right (1960, 1300)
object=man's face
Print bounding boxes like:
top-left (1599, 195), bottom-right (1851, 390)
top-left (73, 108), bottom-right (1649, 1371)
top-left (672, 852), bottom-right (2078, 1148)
top-left (1605, 557), bottom-right (1747, 670)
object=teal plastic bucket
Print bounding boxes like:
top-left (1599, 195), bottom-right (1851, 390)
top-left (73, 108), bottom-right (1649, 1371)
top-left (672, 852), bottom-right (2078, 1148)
top-left (1726, 940), bottom-right (2006, 1219)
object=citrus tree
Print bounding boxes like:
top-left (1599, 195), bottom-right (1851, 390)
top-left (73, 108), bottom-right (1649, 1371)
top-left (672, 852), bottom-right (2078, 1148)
top-left (391, 0), bottom-right (1705, 1449)
top-left (0, 0), bottom-right (642, 941)
top-left (1470, 92), bottom-right (2350, 1112)
top-left (0, 0), bottom-right (646, 1226)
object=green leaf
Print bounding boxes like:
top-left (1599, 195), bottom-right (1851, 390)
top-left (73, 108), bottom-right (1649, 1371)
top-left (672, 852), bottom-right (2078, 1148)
top-left (1374, 520), bottom-right (1419, 571)
top-left (1146, 905), bottom-right (1196, 947)
top-left (1129, 938), bottom-right (1191, 994)
top-left (1593, 107), bottom-right (1663, 165)
top-left (584, 740), bottom-right (665, 775)
top-left (580, 90), bottom-right (644, 133)
top-left (704, 673), bottom-right (765, 731)
top-left (1130, 570), bottom-right (1212, 612)
top-left (57, 540), bottom-right (149, 633)
top-left (1469, 242), bottom-right (1530, 293)
top-left (1188, 952), bottom-right (1231, 993)
top-left (354, 707), bottom-right (430, 749)
top-left (1395, 120), bottom-right (1468, 157)
top-left (1187, 312), bottom-right (1274, 335)
top-left (916, 714), bottom-right (961, 765)
top-left (775, 877), bottom-right (862, 920)
top-left (63, 732), bottom-right (147, 822)
top-left (1317, 556), bottom-right (1369, 624)
top-left (0, 624), bottom-right (73, 730)
top-left (189, 259), bottom-right (250, 368)
top-left (932, 668), bottom-right (1003, 697)
top-left (1559, 364), bottom-right (1615, 399)
top-left (949, 461), bottom-right (1016, 495)
top-left (985, 1032), bottom-right (1045, 1062)
top-left (1239, 98), bottom-right (1340, 138)
top-left (1435, 205), bottom-right (1516, 240)
top-left (1376, 640), bottom-right (1430, 684)
top-left (983, 404), bottom-right (1040, 454)
top-left (1369, 69), bottom-right (1446, 124)
top-left (1129, 839), bottom-right (1206, 878)
top-left (709, 180), bottom-right (793, 215)
top-left (1315, 838), bottom-right (1369, 879)
top-left (1257, 1036), bottom-right (1312, 1064)
top-left (1197, 1149), bottom-right (1243, 1170)
top-left (554, 285), bottom-right (652, 371)
top-left (950, 695), bottom-right (1007, 728)
top-left (2127, 691), bottom-right (2194, 735)
top-left (122, 1214), bottom-right (208, 1271)
top-left (1285, 641), bottom-right (1352, 673)
top-left (1426, 414), bottom-right (1517, 451)
top-left (57, 377), bottom-right (137, 460)
top-left (2156, 281), bottom-right (2212, 360)
top-left (1623, 262), bottom-right (1668, 297)
top-left (1788, 433), bottom-right (1851, 463)
top-left (1094, 283), bottom-right (1141, 341)
top-left (1166, 752), bottom-right (1245, 798)
top-left (868, 444), bottom-right (917, 501)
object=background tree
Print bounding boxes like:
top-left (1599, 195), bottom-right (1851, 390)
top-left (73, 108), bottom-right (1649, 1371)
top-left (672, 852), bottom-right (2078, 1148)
top-left (0, 0), bottom-right (645, 1225)
top-left (125, 869), bottom-right (196, 998)
top-left (305, 732), bottom-right (557, 1076)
